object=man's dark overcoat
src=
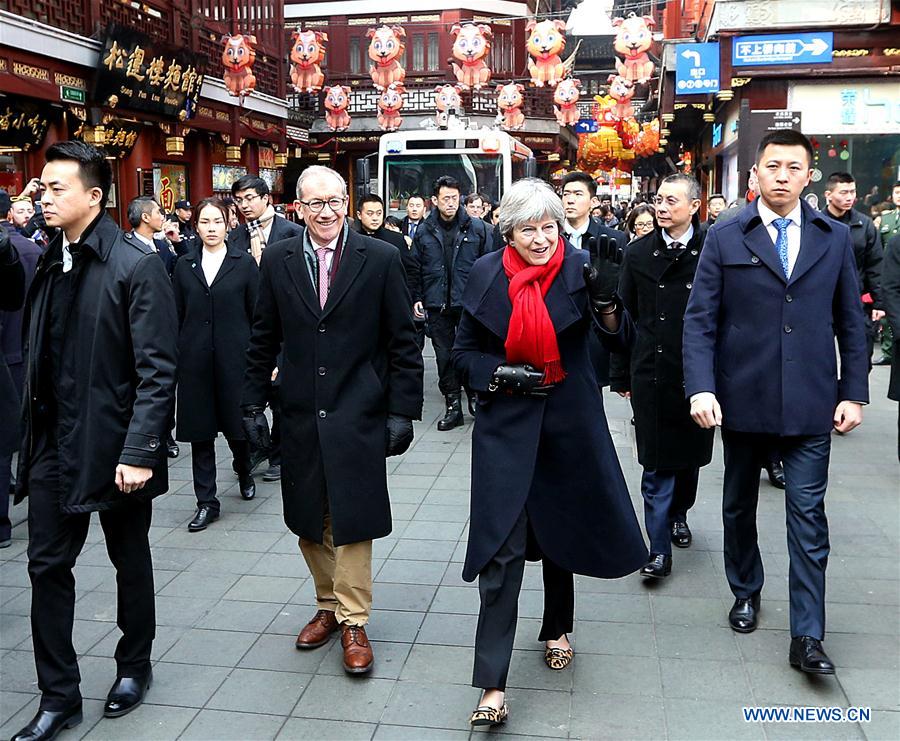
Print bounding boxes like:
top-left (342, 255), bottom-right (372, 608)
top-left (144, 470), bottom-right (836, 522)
top-left (610, 223), bottom-right (714, 470)
top-left (451, 244), bottom-right (648, 583)
top-left (173, 243), bottom-right (258, 441)
top-left (242, 227), bottom-right (424, 546)
top-left (883, 234), bottom-right (900, 404)
top-left (0, 230), bottom-right (26, 455)
top-left (15, 217), bottom-right (177, 511)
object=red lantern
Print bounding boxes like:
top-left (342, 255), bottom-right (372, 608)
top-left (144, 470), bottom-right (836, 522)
top-left (367, 25), bottom-right (407, 91)
top-left (450, 23), bottom-right (493, 90)
top-left (222, 34), bottom-right (257, 98)
top-left (290, 28), bottom-right (327, 94)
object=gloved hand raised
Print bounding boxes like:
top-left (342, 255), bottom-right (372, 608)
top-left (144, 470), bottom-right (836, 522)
top-left (488, 364), bottom-right (554, 397)
top-left (583, 233), bottom-right (623, 307)
top-left (241, 405), bottom-right (271, 454)
top-left (385, 414), bottom-right (414, 457)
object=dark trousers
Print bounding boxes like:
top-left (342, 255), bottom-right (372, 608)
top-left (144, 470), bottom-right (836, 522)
top-left (722, 430), bottom-right (831, 639)
top-left (473, 508), bottom-right (574, 691)
top-left (0, 450), bottom-right (12, 542)
top-left (191, 438), bottom-right (249, 512)
top-left (640, 467), bottom-right (699, 555)
top-left (428, 307), bottom-right (463, 396)
top-left (26, 441), bottom-right (154, 710)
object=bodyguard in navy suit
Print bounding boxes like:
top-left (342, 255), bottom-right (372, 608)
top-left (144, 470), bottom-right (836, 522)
top-left (683, 130), bottom-right (869, 675)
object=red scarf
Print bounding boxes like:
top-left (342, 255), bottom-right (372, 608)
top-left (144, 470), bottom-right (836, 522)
top-left (502, 238), bottom-right (566, 384)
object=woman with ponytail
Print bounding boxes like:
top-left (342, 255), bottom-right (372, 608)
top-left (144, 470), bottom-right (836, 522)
top-left (451, 178), bottom-right (648, 727)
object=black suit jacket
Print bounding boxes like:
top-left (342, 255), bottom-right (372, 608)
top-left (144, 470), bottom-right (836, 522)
top-left (154, 237), bottom-right (176, 276)
top-left (228, 215), bottom-right (303, 256)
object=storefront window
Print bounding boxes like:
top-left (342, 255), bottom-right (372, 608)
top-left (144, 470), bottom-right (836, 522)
top-left (349, 37), bottom-right (362, 75)
top-left (412, 34), bottom-right (424, 71)
top-left (806, 134), bottom-right (900, 219)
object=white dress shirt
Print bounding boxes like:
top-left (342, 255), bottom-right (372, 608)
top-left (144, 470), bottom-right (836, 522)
top-left (201, 246), bottom-right (227, 285)
top-left (132, 231), bottom-right (155, 250)
top-left (565, 219), bottom-right (591, 251)
top-left (756, 199), bottom-right (802, 278)
top-left (61, 234), bottom-right (75, 273)
top-left (662, 223), bottom-right (694, 249)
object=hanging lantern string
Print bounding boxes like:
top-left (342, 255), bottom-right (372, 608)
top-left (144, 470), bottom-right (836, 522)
top-left (195, 0), bottom-right (654, 32)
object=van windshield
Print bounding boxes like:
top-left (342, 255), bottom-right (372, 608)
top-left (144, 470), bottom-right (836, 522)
top-left (383, 153), bottom-right (503, 216)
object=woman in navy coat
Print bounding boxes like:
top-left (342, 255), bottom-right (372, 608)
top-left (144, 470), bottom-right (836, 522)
top-left (451, 179), bottom-right (647, 726)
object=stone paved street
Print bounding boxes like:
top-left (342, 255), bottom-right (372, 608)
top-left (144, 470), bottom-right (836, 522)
top-left (1, 354), bottom-right (898, 740)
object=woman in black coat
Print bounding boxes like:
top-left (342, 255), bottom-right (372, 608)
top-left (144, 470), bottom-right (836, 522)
top-left (451, 179), bottom-right (647, 726)
top-left (173, 198), bottom-right (258, 531)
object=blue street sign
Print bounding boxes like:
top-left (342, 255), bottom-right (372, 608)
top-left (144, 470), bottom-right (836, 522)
top-left (574, 119), bottom-right (598, 134)
top-left (675, 42), bottom-right (720, 94)
top-left (732, 32), bottom-right (833, 67)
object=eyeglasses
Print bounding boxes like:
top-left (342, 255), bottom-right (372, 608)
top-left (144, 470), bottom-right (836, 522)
top-left (233, 193), bottom-right (262, 207)
top-left (299, 196), bottom-right (347, 213)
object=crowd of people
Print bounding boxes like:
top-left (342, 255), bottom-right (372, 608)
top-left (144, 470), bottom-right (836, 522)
top-left (0, 128), bottom-right (898, 738)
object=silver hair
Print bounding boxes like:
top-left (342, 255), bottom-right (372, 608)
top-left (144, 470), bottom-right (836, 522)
top-left (497, 178), bottom-right (565, 240)
top-left (295, 165), bottom-right (348, 200)
top-left (661, 173), bottom-right (701, 201)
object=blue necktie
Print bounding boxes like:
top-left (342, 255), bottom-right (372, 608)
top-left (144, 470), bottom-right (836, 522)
top-left (772, 217), bottom-right (791, 278)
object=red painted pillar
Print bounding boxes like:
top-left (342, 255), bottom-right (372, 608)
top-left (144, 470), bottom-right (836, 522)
top-left (244, 139), bottom-right (259, 175)
top-left (121, 126), bottom-right (154, 215)
top-left (188, 132), bottom-right (213, 200)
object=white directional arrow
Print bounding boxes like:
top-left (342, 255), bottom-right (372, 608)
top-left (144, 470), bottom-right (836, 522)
top-left (801, 37), bottom-right (829, 56)
top-left (681, 50), bottom-right (701, 67)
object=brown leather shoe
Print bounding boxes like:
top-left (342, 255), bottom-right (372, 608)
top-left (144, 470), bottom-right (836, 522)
top-left (341, 625), bottom-right (374, 674)
top-left (295, 609), bottom-right (339, 649)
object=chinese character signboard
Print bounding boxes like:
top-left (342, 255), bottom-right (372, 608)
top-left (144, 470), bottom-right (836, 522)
top-left (732, 33), bottom-right (832, 67)
top-left (675, 43), bottom-right (720, 95)
top-left (0, 97), bottom-right (52, 150)
top-left (95, 24), bottom-right (204, 120)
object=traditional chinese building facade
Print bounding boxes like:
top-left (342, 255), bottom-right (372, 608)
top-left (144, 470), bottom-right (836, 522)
top-left (282, 0), bottom-right (568, 196)
top-left (0, 0), bottom-right (293, 224)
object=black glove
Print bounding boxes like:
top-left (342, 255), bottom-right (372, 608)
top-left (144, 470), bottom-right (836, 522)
top-left (21, 209), bottom-right (47, 239)
top-left (385, 414), bottom-right (414, 457)
top-left (241, 405), bottom-right (271, 454)
top-left (488, 364), bottom-right (554, 396)
top-left (583, 233), bottom-right (624, 307)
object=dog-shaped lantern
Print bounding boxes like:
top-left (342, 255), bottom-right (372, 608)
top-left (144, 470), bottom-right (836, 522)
top-left (290, 29), bottom-right (327, 94)
top-left (450, 23), bottom-right (493, 90)
top-left (613, 14), bottom-right (656, 85)
top-left (606, 74), bottom-right (636, 120)
top-left (526, 19), bottom-right (571, 87)
top-left (222, 34), bottom-right (257, 98)
top-left (367, 25), bottom-right (406, 91)
top-left (553, 78), bottom-right (581, 127)
top-left (323, 85), bottom-right (351, 131)
top-left (433, 84), bottom-right (462, 128)
top-left (377, 83), bottom-right (405, 132)
top-left (496, 83), bottom-right (525, 131)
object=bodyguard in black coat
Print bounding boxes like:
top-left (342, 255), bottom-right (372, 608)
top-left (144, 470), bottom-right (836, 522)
top-left (173, 199), bottom-right (259, 529)
top-left (611, 177), bottom-right (714, 579)
top-left (228, 211), bottom-right (303, 256)
top-left (11, 141), bottom-right (177, 738)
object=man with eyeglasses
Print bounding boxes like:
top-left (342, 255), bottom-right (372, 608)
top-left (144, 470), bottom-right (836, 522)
top-left (230, 174), bottom-right (302, 264)
top-left (408, 175), bottom-right (491, 430)
top-left (610, 174), bottom-right (714, 581)
top-left (241, 165), bottom-right (423, 676)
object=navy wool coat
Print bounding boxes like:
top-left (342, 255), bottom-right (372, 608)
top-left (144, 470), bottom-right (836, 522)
top-left (242, 228), bottom-right (424, 546)
top-left (451, 244), bottom-right (648, 583)
top-left (683, 199), bottom-right (869, 434)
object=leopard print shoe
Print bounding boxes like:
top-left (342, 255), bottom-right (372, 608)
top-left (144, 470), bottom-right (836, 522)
top-left (544, 645), bottom-right (574, 670)
top-left (470, 703), bottom-right (509, 726)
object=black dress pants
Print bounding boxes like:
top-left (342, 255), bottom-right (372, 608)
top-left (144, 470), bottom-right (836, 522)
top-left (26, 440), bottom-right (155, 711)
top-left (428, 307), bottom-right (463, 396)
top-left (722, 430), bottom-right (831, 639)
top-left (473, 507), bottom-right (574, 691)
top-left (191, 438), bottom-right (249, 512)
